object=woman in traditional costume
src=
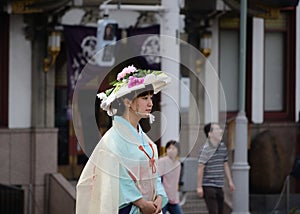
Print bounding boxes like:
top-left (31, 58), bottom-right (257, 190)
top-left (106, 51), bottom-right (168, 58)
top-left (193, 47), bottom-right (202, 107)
top-left (76, 65), bottom-right (171, 214)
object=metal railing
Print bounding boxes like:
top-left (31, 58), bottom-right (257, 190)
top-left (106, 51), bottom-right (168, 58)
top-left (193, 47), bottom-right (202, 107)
top-left (0, 184), bottom-right (24, 214)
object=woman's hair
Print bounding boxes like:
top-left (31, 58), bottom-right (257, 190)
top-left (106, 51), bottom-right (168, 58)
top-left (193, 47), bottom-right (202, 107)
top-left (111, 84), bottom-right (154, 116)
top-left (165, 140), bottom-right (180, 154)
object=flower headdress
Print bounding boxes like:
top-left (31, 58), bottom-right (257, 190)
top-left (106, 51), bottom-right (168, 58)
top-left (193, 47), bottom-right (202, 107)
top-left (97, 65), bottom-right (171, 116)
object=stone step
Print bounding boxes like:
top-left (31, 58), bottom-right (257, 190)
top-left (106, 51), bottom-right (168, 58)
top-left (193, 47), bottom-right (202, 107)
top-left (180, 191), bottom-right (208, 214)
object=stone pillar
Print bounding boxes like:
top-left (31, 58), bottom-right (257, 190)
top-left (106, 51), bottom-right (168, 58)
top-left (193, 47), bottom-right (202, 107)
top-left (29, 14), bottom-right (57, 214)
top-left (232, 0), bottom-right (250, 212)
top-left (160, 0), bottom-right (180, 145)
top-left (232, 113), bottom-right (250, 213)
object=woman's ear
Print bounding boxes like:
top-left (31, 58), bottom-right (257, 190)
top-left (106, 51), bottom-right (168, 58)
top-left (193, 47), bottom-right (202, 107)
top-left (123, 98), bottom-right (132, 108)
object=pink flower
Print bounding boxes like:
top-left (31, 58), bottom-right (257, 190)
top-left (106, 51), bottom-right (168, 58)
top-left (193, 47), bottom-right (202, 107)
top-left (128, 76), bottom-right (144, 88)
top-left (117, 65), bottom-right (137, 80)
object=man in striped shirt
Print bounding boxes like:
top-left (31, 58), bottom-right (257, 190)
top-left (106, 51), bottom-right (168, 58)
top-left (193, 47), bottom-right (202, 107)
top-left (197, 123), bottom-right (235, 214)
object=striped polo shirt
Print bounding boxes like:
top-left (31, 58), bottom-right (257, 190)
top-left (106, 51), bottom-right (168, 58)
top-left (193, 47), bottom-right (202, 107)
top-left (198, 141), bottom-right (228, 188)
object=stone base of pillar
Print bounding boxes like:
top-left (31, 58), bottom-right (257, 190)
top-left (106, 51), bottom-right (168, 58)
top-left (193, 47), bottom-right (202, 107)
top-left (232, 111), bottom-right (250, 213)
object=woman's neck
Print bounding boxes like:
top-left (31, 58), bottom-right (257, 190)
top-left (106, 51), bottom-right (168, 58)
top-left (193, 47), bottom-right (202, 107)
top-left (122, 111), bottom-right (140, 131)
top-left (168, 156), bottom-right (177, 162)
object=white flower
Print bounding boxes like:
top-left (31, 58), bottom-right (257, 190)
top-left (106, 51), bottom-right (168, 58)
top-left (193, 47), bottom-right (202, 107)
top-left (97, 92), bottom-right (107, 100)
top-left (100, 93), bottom-right (116, 110)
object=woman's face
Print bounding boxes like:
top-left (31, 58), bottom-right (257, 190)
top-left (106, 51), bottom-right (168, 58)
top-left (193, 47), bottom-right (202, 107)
top-left (166, 144), bottom-right (178, 159)
top-left (131, 93), bottom-right (153, 118)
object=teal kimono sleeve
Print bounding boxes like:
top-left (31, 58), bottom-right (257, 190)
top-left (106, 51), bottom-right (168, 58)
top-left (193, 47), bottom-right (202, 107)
top-left (119, 164), bottom-right (142, 208)
top-left (156, 175), bottom-right (168, 207)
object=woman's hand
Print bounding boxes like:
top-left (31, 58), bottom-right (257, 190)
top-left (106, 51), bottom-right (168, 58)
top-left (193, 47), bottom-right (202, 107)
top-left (133, 198), bottom-right (156, 214)
top-left (153, 195), bottom-right (163, 214)
top-left (139, 201), bottom-right (157, 214)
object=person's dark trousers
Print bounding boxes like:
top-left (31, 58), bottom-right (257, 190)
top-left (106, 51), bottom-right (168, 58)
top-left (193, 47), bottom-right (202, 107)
top-left (119, 204), bottom-right (132, 214)
top-left (162, 202), bottom-right (183, 214)
top-left (203, 186), bottom-right (224, 214)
